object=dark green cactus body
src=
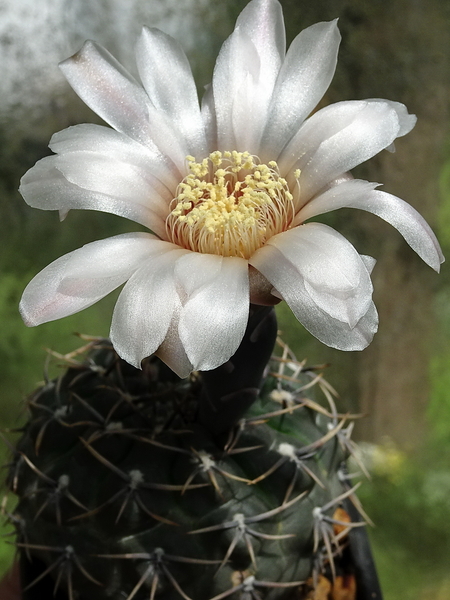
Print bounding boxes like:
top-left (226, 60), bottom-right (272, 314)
top-left (7, 337), bottom-right (359, 600)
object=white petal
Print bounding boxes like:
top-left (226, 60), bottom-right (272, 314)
top-left (360, 255), bottom-right (377, 274)
top-left (60, 235), bottom-right (175, 291)
top-left (155, 297), bottom-right (194, 379)
top-left (212, 0), bottom-right (285, 152)
top-left (60, 41), bottom-right (153, 148)
top-left (110, 248), bottom-right (188, 368)
top-left (213, 29), bottom-right (260, 151)
top-left (294, 179), bottom-right (380, 224)
top-left (174, 253), bottom-right (249, 371)
top-left (236, 0), bottom-right (286, 55)
top-left (175, 253), bottom-right (222, 298)
top-left (282, 224), bottom-right (366, 294)
top-left (279, 100), bottom-right (408, 201)
top-left (201, 84), bottom-right (217, 152)
top-left (234, 0), bottom-right (285, 81)
top-left (20, 233), bottom-right (164, 326)
top-left (261, 20), bottom-right (341, 161)
top-left (250, 243), bottom-right (378, 350)
top-left (296, 180), bottom-right (444, 271)
top-left (136, 27), bottom-right (207, 157)
top-left (366, 99), bottom-right (417, 137)
top-left (60, 41), bottom-right (189, 173)
top-left (19, 157), bottom-right (168, 239)
top-left (251, 223), bottom-right (373, 327)
top-left (367, 190), bottom-right (444, 271)
top-left (49, 124), bottom-right (179, 192)
top-left (54, 152), bottom-right (169, 217)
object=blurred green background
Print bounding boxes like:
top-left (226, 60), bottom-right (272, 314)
top-left (1, 0), bottom-right (450, 597)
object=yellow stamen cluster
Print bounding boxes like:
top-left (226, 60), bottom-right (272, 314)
top-left (166, 151), bottom-right (296, 259)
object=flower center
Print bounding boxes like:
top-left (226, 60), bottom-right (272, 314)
top-left (166, 151), bottom-right (297, 259)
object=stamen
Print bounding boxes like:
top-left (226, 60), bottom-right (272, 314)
top-left (166, 151), bottom-right (297, 259)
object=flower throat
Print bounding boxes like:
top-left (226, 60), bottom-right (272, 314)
top-left (166, 151), bottom-right (296, 259)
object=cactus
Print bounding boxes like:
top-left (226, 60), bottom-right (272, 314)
top-left (4, 308), bottom-right (379, 600)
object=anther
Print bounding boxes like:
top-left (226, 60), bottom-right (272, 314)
top-left (166, 151), bottom-right (296, 259)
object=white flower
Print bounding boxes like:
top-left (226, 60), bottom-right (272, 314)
top-left (19, 0), bottom-right (443, 378)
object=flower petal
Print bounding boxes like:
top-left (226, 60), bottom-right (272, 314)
top-left (279, 100), bottom-right (411, 201)
top-left (360, 255), bottom-right (377, 274)
top-left (296, 180), bottom-right (444, 271)
top-left (20, 233), bottom-right (165, 326)
top-left (212, 0), bottom-right (285, 152)
top-left (19, 157), bottom-right (168, 239)
top-left (54, 152), bottom-right (169, 216)
top-left (60, 41), bottom-right (153, 147)
top-left (201, 84), bottom-right (217, 152)
top-left (110, 248), bottom-right (188, 368)
top-left (250, 242), bottom-right (378, 350)
top-left (273, 224), bottom-right (368, 294)
top-left (236, 0), bottom-right (286, 54)
top-left (174, 253), bottom-right (249, 371)
top-left (366, 98), bottom-right (417, 137)
top-left (251, 223), bottom-right (373, 328)
top-left (49, 124), bottom-right (179, 192)
top-left (155, 297), bottom-right (194, 379)
top-left (366, 190), bottom-right (444, 271)
top-left (60, 41), bottom-right (189, 173)
top-left (261, 20), bottom-right (341, 161)
top-left (294, 179), bottom-right (379, 224)
top-left (136, 27), bottom-right (207, 157)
